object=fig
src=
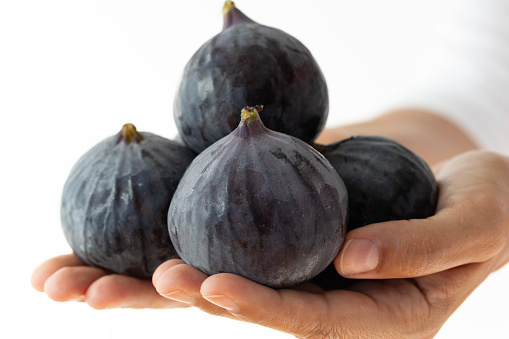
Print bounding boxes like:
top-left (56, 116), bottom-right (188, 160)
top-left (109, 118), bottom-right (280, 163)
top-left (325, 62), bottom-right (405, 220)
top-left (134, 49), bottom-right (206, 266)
top-left (315, 136), bottom-right (438, 230)
top-left (168, 106), bottom-right (348, 288)
top-left (311, 136), bottom-right (438, 290)
top-left (61, 123), bottom-right (196, 279)
top-left (174, 1), bottom-right (329, 153)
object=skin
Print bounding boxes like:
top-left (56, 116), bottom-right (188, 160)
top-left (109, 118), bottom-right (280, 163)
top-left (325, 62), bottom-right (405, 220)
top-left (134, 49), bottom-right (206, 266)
top-left (31, 254), bottom-right (184, 309)
top-left (314, 109), bottom-right (478, 165)
top-left (31, 110), bottom-right (509, 338)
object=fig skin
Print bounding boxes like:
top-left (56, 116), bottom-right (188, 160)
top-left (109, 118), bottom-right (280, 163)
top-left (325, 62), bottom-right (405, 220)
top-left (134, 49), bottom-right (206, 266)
top-left (311, 136), bottom-right (438, 290)
top-left (314, 136), bottom-right (438, 230)
top-left (168, 106), bottom-right (348, 288)
top-left (174, 1), bottom-right (329, 153)
top-left (61, 124), bottom-right (196, 279)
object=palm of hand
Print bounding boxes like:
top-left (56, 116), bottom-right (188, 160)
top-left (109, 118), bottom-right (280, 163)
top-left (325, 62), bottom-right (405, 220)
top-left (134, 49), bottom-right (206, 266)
top-left (322, 265), bottom-right (486, 338)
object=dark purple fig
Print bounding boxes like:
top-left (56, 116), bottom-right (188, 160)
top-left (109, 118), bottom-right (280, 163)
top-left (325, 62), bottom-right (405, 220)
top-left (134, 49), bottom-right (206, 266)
top-left (61, 123), bottom-right (196, 279)
top-left (311, 136), bottom-right (438, 290)
top-left (174, 1), bottom-right (329, 153)
top-left (315, 136), bottom-right (438, 230)
top-left (168, 106), bottom-right (347, 288)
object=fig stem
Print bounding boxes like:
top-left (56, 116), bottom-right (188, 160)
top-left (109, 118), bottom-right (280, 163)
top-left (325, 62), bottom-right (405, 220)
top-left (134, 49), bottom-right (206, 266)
top-left (241, 105), bottom-right (264, 122)
top-left (118, 123), bottom-right (143, 144)
top-left (222, 0), bottom-right (255, 29)
top-left (222, 0), bottom-right (235, 14)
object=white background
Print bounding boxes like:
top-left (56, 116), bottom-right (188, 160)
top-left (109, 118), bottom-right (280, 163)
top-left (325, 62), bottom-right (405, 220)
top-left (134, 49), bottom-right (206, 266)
top-left (1, 0), bottom-right (508, 338)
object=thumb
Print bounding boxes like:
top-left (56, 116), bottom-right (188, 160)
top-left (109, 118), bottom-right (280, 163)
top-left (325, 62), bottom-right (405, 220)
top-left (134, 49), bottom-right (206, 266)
top-left (336, 211), bottom-right (504, 279)
top-left (336, 151), bottom-right (508, 279)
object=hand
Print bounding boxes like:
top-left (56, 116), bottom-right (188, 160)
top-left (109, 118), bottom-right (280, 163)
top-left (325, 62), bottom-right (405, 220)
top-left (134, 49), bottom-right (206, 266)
top-left (31, 253), bottom-right (187, 309)
top-left (152, 150), bottom-right (509, 338)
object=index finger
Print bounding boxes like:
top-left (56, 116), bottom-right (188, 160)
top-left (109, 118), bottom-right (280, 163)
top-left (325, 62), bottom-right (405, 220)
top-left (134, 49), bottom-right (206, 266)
top-left (31, 253), bottom-right (85, 291)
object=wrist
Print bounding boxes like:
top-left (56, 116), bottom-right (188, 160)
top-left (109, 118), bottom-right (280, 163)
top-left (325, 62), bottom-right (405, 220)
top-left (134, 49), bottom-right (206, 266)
top-left (317, 110), bottom-right (477, 165)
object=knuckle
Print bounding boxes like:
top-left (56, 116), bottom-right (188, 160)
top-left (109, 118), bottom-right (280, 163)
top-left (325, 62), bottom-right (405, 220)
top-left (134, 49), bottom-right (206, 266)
top-left (391, 228), bottom-right (440, 277)
top-left (469, 194), bottom-right (508, 261)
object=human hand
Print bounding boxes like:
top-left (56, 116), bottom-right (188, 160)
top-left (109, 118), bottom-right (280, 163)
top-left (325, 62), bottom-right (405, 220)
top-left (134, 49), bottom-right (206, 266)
top-left (31, 253), bottom-right (187, 309)
top-left (152, 150), bottom-right (509, 338)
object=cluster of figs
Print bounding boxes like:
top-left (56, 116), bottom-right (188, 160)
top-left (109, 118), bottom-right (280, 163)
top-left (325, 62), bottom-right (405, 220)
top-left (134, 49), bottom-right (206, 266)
top-left (61, 1), bottom-right (438, 289)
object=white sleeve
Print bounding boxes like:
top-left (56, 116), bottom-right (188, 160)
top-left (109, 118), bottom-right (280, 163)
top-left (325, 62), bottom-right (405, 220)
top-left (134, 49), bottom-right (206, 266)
top-left (394, 0), bottom-right (509, 156)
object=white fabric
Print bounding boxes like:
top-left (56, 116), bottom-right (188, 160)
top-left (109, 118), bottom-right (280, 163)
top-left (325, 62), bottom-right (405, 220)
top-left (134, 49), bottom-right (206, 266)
top-left (398, 0), bottom-right (509, 155)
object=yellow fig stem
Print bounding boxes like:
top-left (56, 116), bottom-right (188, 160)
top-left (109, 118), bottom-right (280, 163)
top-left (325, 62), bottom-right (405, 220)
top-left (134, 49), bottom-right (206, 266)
top-left (222, 0), bottom-right (236, 14)
top-left (241, 105), bottom-right (264, 122)
top-left (120, 123), bottom-right (143, 144)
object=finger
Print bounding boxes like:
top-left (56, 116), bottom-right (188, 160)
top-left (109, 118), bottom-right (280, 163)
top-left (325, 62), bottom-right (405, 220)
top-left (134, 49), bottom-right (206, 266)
top-left (85, 274), bottom-right (185, 309)
top-left (336, 152), bottom-right (508, 279)
top-left (199, 273), bottom-right (376, 338)
top-left (336, 214), bottom-right (502, 279)
top-left (152, 258), bottom-right (184, 284)
top-left (31, 253), bottom-right (85, 292)
top-left (153, 262), bottom-right (234, 318)
top-left (44, 266), bottom-right (108, 302)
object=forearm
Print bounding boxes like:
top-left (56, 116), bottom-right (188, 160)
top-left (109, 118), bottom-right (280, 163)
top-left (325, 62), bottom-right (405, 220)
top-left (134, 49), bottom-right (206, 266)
top-left (316, 110), bottom-right (478, 166)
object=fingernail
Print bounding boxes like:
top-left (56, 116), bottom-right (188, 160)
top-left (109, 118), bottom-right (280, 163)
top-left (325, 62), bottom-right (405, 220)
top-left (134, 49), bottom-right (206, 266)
top-left (69, 295), bottom-right (85, 302)
top-left (341, 239), bottom-right (380, 275)
top-left (163, 290), bottom-right (196, 306)
top-left (203, 295), bottom-right (239, 313)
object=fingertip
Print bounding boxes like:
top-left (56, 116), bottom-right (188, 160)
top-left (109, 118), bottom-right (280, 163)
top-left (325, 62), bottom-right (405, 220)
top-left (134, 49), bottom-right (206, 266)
top-left (335, 222), bottom-right (395, 279)
top-left (152, 258), bottom-right (184, 286)
top-left (200, 273), bottom-right (276, 315)
top-left (336, 238), bottom-right (380, 277)
top-left (31, 254), bottom-right (84, 292)
top-left (43, 272), bottom-right (66, 301)
top-left (153, 263), bottom-right (208, 298)
top-left (86, 274), bottom-right (156, 309)
top-left (200, 274), bottom-right (249, 314)
top-left (200, 273), bottom-right (250, 297)
top-left (85, 275), bottom-right (121, 309)
top-left (43, 266), bottom-right (107, 302)
top-left (31, 267), bottom-right (46, 292)
top-left (336, 218), bottom-right (454, 279)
